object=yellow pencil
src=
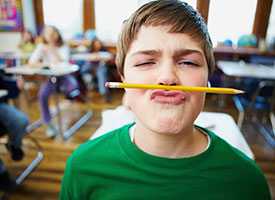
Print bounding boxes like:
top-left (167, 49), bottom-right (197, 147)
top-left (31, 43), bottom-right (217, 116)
top-left (105, 82), bottom-right (244, 94)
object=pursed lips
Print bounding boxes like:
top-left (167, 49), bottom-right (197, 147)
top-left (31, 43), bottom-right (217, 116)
top-left (150, 90), bottom-right (186, 104)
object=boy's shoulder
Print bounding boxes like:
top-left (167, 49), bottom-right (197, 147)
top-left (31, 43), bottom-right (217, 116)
top-left (206, 128), bottom-right (270, 197)
top-left (207, 128), bottom-right (255, 165)
top-left (206, 128), bottom-right (268, 181)
top-left (69, 123), bottom-right (133, 162)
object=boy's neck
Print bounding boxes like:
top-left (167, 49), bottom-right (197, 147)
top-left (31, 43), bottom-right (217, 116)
top-left (133, 122), bottom-right (208, 158)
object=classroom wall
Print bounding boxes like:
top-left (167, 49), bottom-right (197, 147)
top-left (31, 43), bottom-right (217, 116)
top-left (0, 0), bottom-right (36, 52)
top-left (0, 33), bottom-right (21, 52)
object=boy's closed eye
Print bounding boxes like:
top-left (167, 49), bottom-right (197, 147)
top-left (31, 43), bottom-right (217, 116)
top-left (178, 60), bottom-right (200, 67)
top-left (174, 49), bottom-right (205, 68)
top-left (135, 60), bottom-right (200, 67)
top-left (135, 61), bottom-right (155, 67)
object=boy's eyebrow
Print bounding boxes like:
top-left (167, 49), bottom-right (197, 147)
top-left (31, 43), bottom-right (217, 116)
top-left (131, 50), bottom-right (161, 57)
top-left (130, 49), bottom-right (204, 58)
top-left (174, 49), bottom-right (204, 58)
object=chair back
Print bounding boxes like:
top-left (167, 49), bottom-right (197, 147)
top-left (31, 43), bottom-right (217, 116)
top-left (248, 80), bottom-right (275, 111)
top-left (0, 122), bottom-right (7, 137)
top-left (0, 77), bottom-right (20, 100)
top-left (238, 78), bottom-right (274, 110)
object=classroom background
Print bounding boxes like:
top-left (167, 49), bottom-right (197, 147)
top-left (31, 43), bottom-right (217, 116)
top-left (0, 0), bottom-right (274, 199)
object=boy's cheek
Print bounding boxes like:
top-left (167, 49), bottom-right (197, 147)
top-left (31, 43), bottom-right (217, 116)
top-left (125, 69), bottom-right (156, 84)
top-left (187, 71), bottom-right (208, 87)
top-left (125, 88), bottom-right (146, 99)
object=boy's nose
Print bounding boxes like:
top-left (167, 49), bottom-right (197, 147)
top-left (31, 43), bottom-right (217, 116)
top-left (156, 63), bottom-right (180, 86)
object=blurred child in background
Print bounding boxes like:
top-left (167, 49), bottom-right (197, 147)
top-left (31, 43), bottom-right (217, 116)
top-left (28, 26), bottom-right (79, 137)
top-left (18, 29), bottom-right (36, 54)
top-left (81, 38), bottom-right (111, 102)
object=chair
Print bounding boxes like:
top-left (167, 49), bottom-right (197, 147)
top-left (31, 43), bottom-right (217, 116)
top-left (0, 76), bottom-right (20, 107)
top-left (0, 78), bottom-right (43, 198)
top-left (49, 76), bottom-right (92, 139)
top-left (233, 79), bottom-right (275, 147)
top-left (0, 122), bottom-right (43, 198)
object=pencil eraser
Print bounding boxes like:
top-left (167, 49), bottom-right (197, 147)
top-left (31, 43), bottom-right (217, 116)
top-left (105, 82), bottom-right (110, 88)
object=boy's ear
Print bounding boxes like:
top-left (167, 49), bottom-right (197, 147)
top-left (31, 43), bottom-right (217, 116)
top-left (120, 75), bottom-right (125, 82)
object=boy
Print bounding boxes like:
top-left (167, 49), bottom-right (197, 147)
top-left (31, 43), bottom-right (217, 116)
top-left (60, 1), bottom-right (271, 199)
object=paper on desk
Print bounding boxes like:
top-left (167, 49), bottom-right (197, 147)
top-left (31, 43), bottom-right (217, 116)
top-left (90, 105), bottom-right (135, 140)
top-left (194, 113), bottom-right (215, 129)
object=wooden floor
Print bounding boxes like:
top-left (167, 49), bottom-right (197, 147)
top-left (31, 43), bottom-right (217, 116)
top-left (0, 89), bottom-right (274, 200)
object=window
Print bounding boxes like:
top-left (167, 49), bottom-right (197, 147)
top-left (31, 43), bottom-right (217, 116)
top-left (95, 0), bottom-right (138, 44)
top-left (138, 0), bottom-right (196, 8)
top-left (266, 1), bottom-right (275, 44)
top-left (207, 0), bottom-right (257, 47)
top-left (95, 0), bottom-right (197, 44)
top-left (43, 0), bottom-right (83, 40)
top-left (181, 0), bottom-right (196, 10)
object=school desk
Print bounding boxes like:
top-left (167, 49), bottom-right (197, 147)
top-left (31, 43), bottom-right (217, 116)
top-left (4, 63), bottom-right (92, 139)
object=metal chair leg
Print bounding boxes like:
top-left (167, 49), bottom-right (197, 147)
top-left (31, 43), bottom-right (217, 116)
top-left (0, 125), bottom-right (43, 199)
top-left (237, 110), bottom-right (244, 129)
top-left (233, 95), bottom-right (244, 129)
top-left (15, 134), bottom-right (43, 185)
top-left (270, 113), bottom-right (275, 137)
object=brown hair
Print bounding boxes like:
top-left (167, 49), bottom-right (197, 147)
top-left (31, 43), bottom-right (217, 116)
top-left (90, 38), bottom-right (104, 53)
top-left (21, 29), bottom-right (35, 44)
top-left (41, 25), bottom-right (64, 47)
top-left (116, 0), bottom-right (215, 80)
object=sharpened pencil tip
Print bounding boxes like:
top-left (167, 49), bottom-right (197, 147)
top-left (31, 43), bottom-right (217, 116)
top-left (234, 89), bottom-right (245, 94)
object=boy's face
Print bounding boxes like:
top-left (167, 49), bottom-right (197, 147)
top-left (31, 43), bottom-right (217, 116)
top-left (121, 25), bottom-right (208, 135)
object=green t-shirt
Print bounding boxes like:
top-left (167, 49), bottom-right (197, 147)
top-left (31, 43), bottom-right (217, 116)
top-left (60, 123), bottom-right (271, 200)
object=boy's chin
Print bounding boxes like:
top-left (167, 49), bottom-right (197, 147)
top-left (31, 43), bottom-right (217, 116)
top-left (150, 120), bottom-right (189, 135)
